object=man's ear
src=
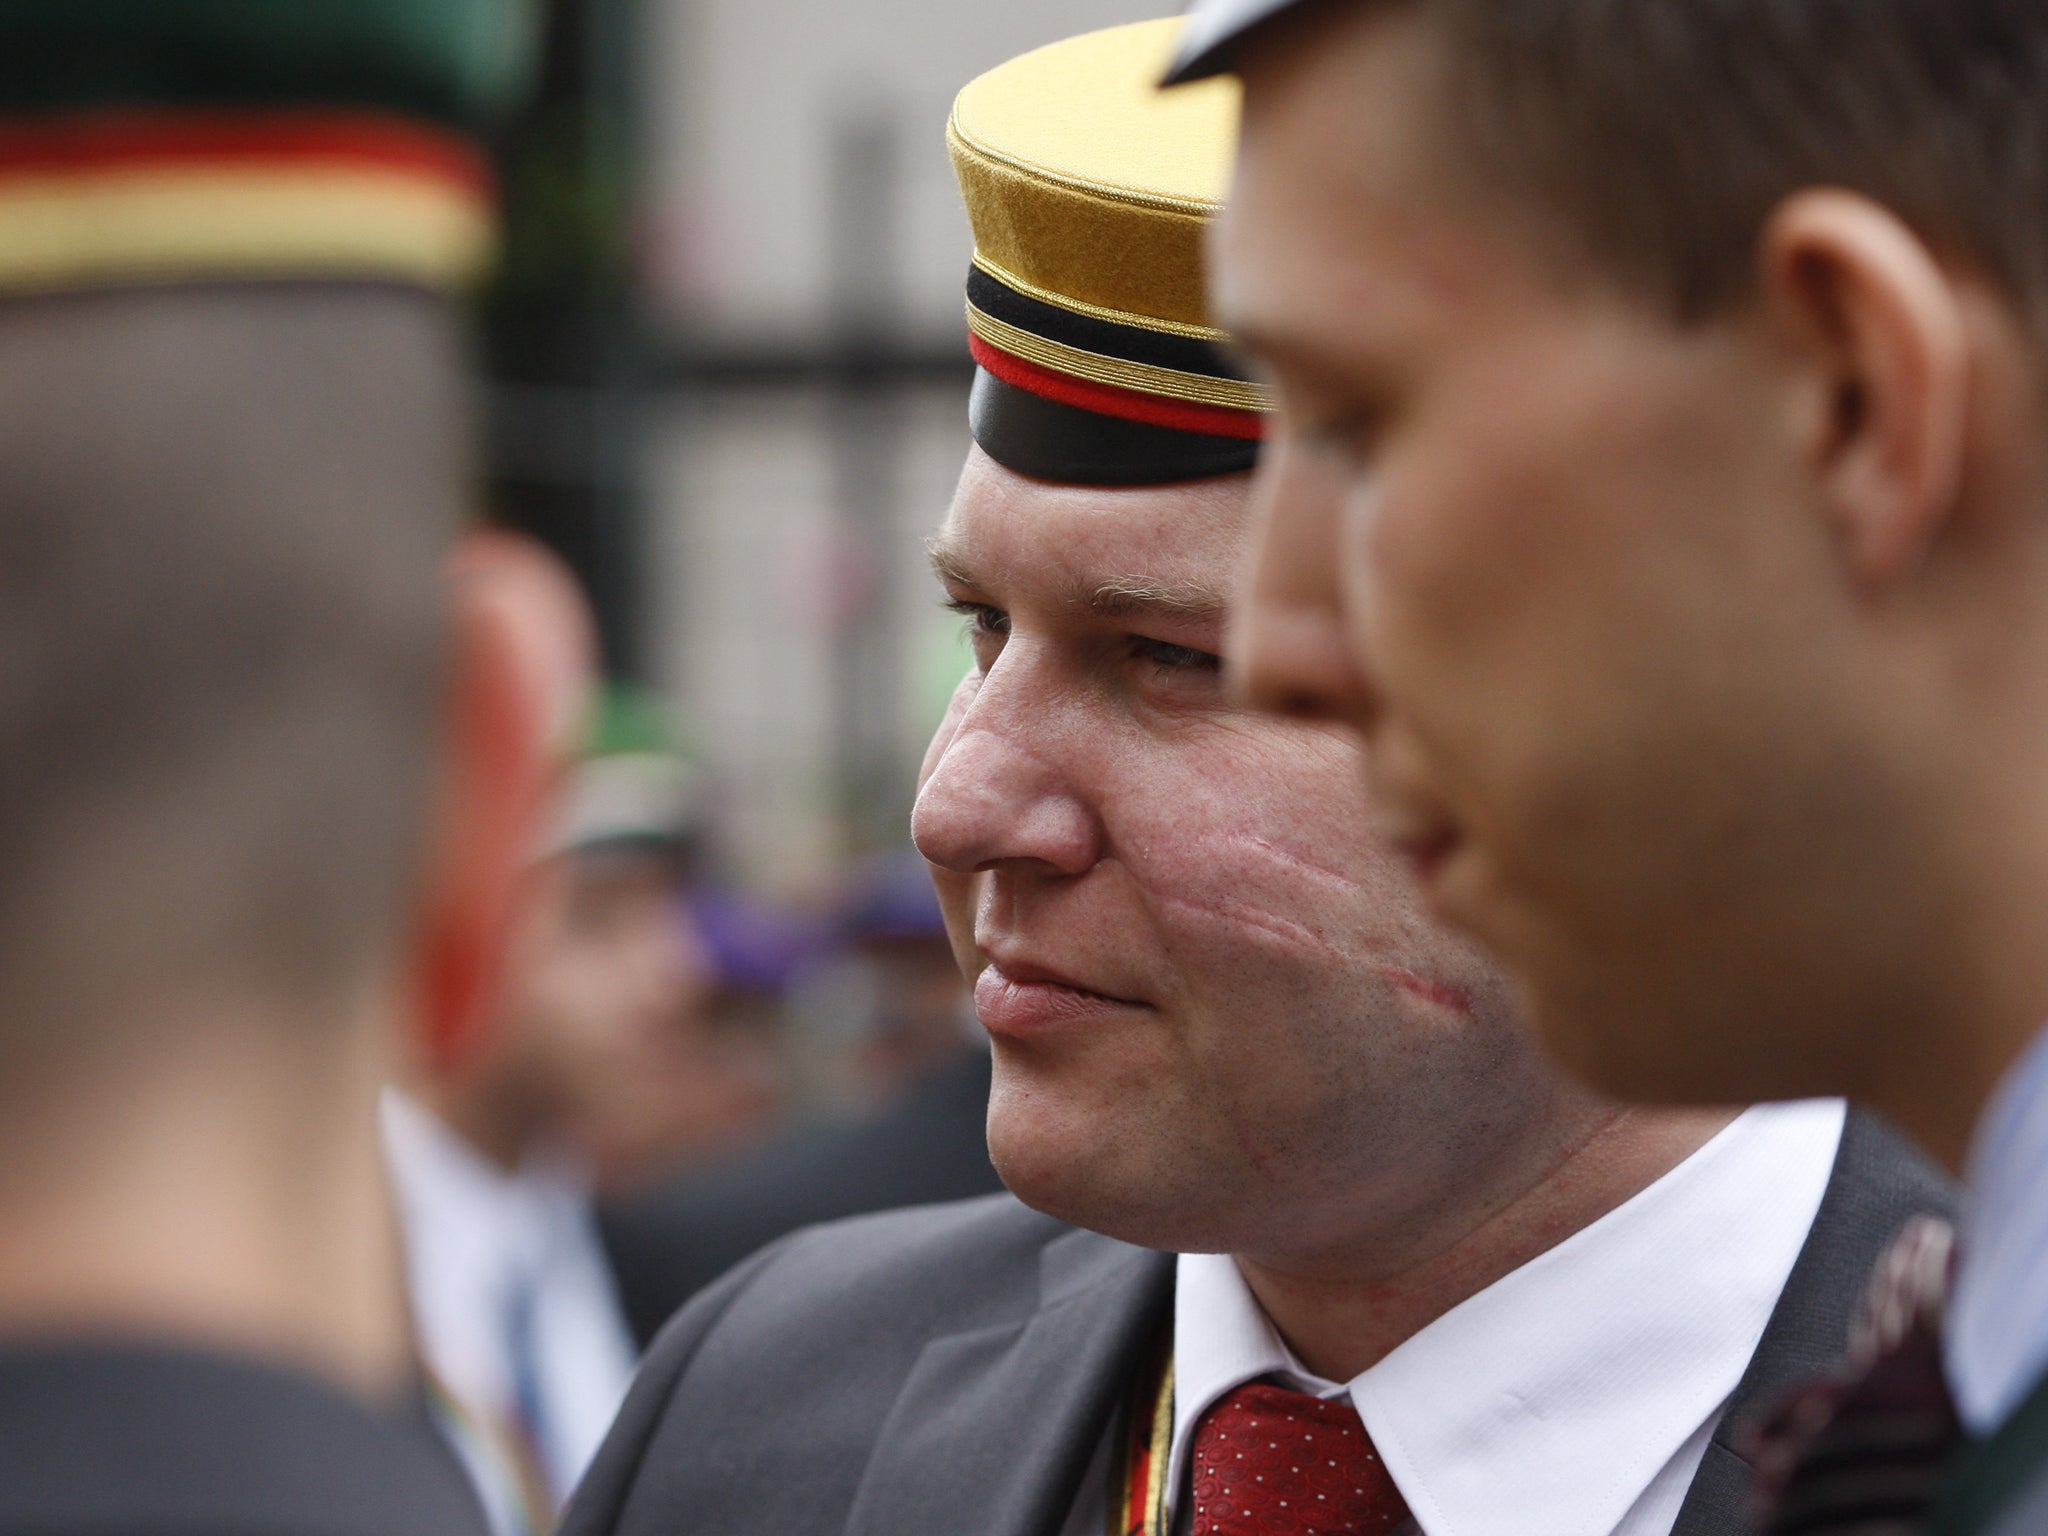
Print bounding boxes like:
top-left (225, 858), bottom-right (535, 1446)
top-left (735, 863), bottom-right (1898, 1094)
top-left (410, 530), bottom-right (596, 1076)
top-left (1760, 189), bottom-right (1970, 585)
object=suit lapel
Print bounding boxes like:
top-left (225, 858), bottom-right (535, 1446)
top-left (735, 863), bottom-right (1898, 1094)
top-left (842, 1227), bottom-right (1173, 1536)
top-left (1670, 1110), bottom-right (1954, 1536)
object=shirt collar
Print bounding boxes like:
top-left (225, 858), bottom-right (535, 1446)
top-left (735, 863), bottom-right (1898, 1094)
top-left (382, 1092), bottom-right (600, 1408)
top-left (1171, 1100), bottom-right (1845, 1536)
top-left (1948, 1022), bottom-right (2048, 1432)
top-left (382, 1091), bottom-right (591, 1277)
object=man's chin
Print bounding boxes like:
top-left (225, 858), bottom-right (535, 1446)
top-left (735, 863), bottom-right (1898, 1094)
top-left (987, 1120), bottom-right (1235, 1252)
top-left (986, 1120), bottom-right (1107, 1223)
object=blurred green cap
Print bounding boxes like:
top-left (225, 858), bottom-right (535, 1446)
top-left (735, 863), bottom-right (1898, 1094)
top-left (551, 685), bottom-right (705, 858)
top-left (0, 0), bottom-right (540, 296)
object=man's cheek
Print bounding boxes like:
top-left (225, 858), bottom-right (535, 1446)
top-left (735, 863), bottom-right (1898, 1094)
top-left (933, 868), bottom-right (983, 984)
top-left (1130, 817), bottom-right (1369, 972)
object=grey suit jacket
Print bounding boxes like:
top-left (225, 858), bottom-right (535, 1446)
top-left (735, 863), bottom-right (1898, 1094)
top-left (601, 1050), bottom-right (1005, 1346)
top-left (564, 1110), bottom-right (1948, 1536)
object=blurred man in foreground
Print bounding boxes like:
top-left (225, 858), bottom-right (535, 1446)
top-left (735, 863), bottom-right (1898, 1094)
top-left (0, 7), bottom-right (591, 1533)
top-left (1177, 0), bottom-right (2048, 1529)
top-left (390, 687), bottom-right (713, 1533)
top-left (562, 25), bottom-right (1943, 1536)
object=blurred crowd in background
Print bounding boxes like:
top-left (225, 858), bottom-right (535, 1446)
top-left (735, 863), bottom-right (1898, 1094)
top-left (381, 5), bottom-right (1224, 1524)
top-left (461, 0), bottom-right (1195, 1187)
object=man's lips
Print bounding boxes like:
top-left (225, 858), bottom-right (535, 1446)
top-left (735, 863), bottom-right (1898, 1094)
top-left (973, 960), bottom-right (1148, 1035)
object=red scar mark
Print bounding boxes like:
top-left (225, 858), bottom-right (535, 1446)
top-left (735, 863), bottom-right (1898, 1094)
top-left (1376, 965), bottom-right (1472, 1014)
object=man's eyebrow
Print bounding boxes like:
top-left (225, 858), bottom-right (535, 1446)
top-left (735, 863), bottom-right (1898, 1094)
top-left (926, 534), bottom-right (979, 590)
top-left (926, 538), bottom-right (1226, 622)
top-left (1084, 577), bottom-right (1228, 623)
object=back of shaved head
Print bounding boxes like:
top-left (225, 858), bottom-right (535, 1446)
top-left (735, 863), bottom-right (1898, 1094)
top-left (0, 283), bottom-right (468, 1071)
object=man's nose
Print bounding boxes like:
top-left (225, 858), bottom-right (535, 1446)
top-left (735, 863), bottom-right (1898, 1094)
top-left (910, 664), bottom-right (1102, 878)
top-left (1231, 437), bottom-right (1381, 729)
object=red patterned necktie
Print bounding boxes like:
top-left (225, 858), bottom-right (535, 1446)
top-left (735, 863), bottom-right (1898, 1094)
top-left (1188, 1380), bottom-right (1411, 1535)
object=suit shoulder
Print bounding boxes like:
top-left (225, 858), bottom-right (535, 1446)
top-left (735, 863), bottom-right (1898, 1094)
top-left (726, 1192), bottom-right (1081, 1330)
top-left (563, 1194), bottom-right (1159, 1536)
top-left (633, 1192), bottom-right (1086, 1375)
top-left (786, 1189), bottom-right (1076, 1273)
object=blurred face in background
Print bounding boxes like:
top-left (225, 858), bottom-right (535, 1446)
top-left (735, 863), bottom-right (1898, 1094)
top-left (473, 844), bottom-right (754, 1193)
top-left (911, 446), bottom-right (1600, 1267)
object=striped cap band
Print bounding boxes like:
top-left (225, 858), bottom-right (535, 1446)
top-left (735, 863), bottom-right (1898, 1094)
top-left (0, 108), bottom-right (494, 294)
top-left (964, 253), bottom-right (1269, 483)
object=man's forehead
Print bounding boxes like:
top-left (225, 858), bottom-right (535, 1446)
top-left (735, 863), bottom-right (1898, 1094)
top-left (929, 527), bottom-right (1233, 617)
top-left (1217, 5), bottom-right (1488, 345)
top-left (937, 505), bottom-right (1236, 630)
top-left (932, 468), bottom-right (1244, 611)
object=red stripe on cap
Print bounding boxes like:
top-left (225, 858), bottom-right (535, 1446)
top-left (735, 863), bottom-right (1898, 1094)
top-left (969, 334), bottom-right (1265, 442)
top-left (0, 108), bottom-right (491, 200)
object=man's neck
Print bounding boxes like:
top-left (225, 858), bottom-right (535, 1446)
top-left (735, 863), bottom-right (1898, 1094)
top-left (1875, 858), bottom-right (2048, 1174)
top-left (0, 998), bottom-right (412, 1400)
top-left (421, 1067), bottom-right (553, 1176)
top-left (1233, 1106), bottom-right (1737, 1383)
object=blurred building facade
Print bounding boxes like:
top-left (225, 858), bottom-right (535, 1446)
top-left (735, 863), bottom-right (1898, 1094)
top-left (630, 0), bottom-right (1167, 893)
top-left (477, 0), bottom-right (1167, 1147)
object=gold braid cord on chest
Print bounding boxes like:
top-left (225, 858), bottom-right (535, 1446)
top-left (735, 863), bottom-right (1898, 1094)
top-left (1111, 1344), bottom-right (1175, 1536)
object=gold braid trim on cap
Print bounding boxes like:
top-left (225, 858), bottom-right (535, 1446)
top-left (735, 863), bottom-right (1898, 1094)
top-left (969, 253), bottom-right (1230, 344)
top-left (966, 299), bottom-right (1273, 414)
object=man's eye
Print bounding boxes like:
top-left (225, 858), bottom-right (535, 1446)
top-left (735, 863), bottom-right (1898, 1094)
top-left (945, 599), bottom-right (1009, 649)
top-left (1135, 638), bottom-right (1221, 673)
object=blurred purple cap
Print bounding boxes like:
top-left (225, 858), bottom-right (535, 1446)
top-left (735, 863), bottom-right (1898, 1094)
top-left (689, 891), bottom-right (830, 994)
top-left (839, 849), bottom-right (947, 944)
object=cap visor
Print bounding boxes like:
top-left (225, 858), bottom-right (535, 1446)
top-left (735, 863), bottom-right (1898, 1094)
top-left (1162, 0), bottom-right (1312, 84)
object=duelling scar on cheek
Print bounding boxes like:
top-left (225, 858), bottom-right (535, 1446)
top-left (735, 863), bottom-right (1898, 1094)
top-left (1133, 831), bottom-right (1370, 964)
top-left (1154, 887), bottom-right (1353, 964)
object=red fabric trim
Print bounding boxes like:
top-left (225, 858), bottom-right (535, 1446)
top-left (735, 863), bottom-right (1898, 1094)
top-left (969, 333), bottom-right (1266, 442)
top-left (0, 108), bottom-right (491, 200)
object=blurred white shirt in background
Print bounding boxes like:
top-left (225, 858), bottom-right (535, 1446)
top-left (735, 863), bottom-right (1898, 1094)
top-left (384, 1092), bottom-right (638, 1536)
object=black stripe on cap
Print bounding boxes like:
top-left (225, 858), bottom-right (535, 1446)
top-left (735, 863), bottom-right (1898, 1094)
top-left (969, 367), bottom-right (1258, 486)
top-left (968, 265), bottom-right (1254, 383)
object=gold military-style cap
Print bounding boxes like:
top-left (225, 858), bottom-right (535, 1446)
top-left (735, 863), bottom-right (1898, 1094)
top-left (948, 17), bottom-right (1273, 486)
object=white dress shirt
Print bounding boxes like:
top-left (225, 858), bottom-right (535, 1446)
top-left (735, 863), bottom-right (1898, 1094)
top-left (383, 1093), bottom-right (639, 1536)
top-left (1948, 1022), bottom-right (2048, 1434)
top-left (1062, 1100), bottom-right (1846, 1536)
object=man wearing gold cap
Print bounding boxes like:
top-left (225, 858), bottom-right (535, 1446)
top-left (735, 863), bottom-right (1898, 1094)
top-left (562, 22), bottom-right (1941, 1536)
top-left (0, 5), bottom-right (596, 1534)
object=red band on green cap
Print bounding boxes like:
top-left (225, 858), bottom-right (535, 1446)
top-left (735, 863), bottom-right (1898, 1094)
top-left (0, 108), bottom-right (490, 197)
